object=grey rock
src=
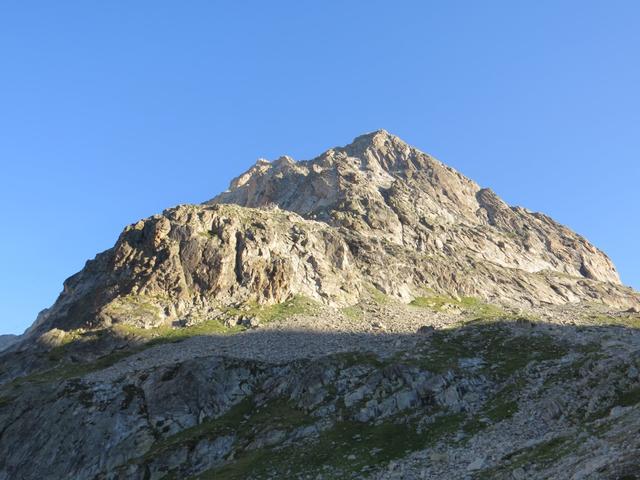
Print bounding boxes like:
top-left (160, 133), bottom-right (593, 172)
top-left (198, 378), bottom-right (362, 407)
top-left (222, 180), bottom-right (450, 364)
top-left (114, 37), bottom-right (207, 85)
top-left (512, 467), bottom-right (526, 479)
top-left (438, 385), bottom-right (463, 410)
top-left (24, 131), bottom-right (640, 337)
top-left (467, 457), bottom-right (485, 471)
top-left (2, 130), bottom-right (640, 480)
top-left (0, 334), bottom-right (19, 352)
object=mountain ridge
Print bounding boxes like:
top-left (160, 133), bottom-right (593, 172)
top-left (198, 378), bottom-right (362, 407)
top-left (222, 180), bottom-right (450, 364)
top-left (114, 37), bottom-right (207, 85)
top-left (210, 130), bottom-right (620, 283)
top-left (21, 130), bottom-right (637, 338)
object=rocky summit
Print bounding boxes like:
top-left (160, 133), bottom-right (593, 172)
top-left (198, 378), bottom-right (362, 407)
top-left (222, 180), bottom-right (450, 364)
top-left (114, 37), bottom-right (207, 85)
top-left (1, 131), bottom-right (640, 480)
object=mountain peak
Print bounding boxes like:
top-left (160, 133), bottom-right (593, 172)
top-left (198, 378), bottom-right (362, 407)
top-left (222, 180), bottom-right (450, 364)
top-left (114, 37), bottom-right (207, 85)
top-left (350, 128), bottom-right (396, 144)
top-left (209, 131), bottom-right (622, 291)
top-left (340, 129), bottom-right (409, 156)
top-left (22, 130), bottom-right (635, 339)
top-left (3, 124), bottom-right (639, 480)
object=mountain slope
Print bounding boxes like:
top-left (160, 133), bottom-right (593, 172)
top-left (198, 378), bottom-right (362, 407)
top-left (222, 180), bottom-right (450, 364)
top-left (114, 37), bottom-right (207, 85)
top-left (2, 131), bottom-right (640, 480)
top-left (25, 131), bottom-right (638, 337)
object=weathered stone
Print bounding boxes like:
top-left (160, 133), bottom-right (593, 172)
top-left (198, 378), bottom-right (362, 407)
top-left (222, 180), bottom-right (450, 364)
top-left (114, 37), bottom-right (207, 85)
top-left (2, 130), bottom-right (640, 480)
top-left (24, 131), bottom-right (640, 337)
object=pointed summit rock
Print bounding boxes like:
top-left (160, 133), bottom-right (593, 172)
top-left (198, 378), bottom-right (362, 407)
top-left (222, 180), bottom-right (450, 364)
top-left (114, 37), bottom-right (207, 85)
top-left (211, 130), bottom-right (621, 283)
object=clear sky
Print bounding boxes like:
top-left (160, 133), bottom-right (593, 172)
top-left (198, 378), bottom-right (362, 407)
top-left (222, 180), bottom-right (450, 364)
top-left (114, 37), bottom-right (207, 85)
top-left (1, 1), bottom-right (639, 334)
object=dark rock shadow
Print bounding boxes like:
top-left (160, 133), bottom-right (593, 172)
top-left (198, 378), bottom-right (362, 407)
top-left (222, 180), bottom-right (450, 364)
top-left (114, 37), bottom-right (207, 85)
top-left (1, 319), bottom-right (640, 480)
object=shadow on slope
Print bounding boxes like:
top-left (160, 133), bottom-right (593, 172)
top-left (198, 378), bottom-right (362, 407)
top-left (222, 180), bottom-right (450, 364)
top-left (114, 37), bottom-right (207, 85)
top-left (1, 315), bottom-right (640, 479)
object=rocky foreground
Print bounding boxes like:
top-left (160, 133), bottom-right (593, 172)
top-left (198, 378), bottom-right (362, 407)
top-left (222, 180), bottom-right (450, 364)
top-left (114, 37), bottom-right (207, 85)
top-left (1, 131), bottom-right (639, 479)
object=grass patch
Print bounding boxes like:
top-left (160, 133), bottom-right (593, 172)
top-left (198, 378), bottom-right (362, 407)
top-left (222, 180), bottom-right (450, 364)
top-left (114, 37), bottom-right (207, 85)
top-left (477, 377), bottom-right (525, 425)
top-left (584, 313), bottom-right (640, 329)
top-left (140, 397), bottom-right (314, 477)
top-left (223, 295), bottom-right (319, 324)
top-left (200, 412), bottom-right (465, 479)
top-left (341, 305), bottom-right (364, 321)
top-left (366, 285), bottom-right (391, 305)
top-left (114, 319), bottom-right (242, 346)
top-left (145, 397), bottom-right (312, 461)
top-left (485, 334), bottom-right (568, 378)
top-left (542, 351), bottom-right (600, 389)
top-left (412, 325), bottom-right (568, 388)
top-left (0, 395), bottom-right (14, 408)
top-left (5, 347), bottom-right (148, 387)
top-left (615, 386), bottom-right (640, 408)
top-left (409, 295), bottom-right (508, 320)
top-left (462, 415), bottom-right (487, 435)
top-left (9, 297), bottom-right (315, 389)
top-left (102, 294), bottom-right (167, 324)
top-left (47, 329), bottom-right (100, 361)
top-left (485, 398), bottom-right (518, 422)
top-left (332, 351), bottom-right (384, 368)
top-left (504, 436), bottom-right (571, 470)
top-left (197, 230), bottom-right (213, 239)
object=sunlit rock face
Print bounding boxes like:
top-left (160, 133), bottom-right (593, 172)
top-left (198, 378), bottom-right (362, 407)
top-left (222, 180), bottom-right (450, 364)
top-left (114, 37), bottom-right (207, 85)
top-left (28, 130), bottom-right (636, 336)
top-left (212, 130), bottom-right (621, 284)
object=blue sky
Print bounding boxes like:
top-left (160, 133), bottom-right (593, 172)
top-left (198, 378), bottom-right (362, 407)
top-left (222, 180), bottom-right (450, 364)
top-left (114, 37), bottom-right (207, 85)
top-left (1, 1), bottom-right (639, 334)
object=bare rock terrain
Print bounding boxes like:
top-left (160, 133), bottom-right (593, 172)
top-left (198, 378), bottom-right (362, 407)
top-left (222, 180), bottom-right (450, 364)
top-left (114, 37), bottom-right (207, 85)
top-left (1, 131), bottom-right (639, 479)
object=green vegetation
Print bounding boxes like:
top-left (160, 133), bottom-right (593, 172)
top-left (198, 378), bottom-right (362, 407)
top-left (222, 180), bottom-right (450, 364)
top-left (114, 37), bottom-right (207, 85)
top-left (114, 318), bottom-right (242, 346)
top-left (332, 351), bottom-right (384, 368)
top-left (413, 323), bottom-right (567, 378)
top-left (618, 386), bottom-right (640, 407)
top-left (481, 436), bottom-right (573, 476)
top-left (463, 378), bottom-right (524, 434)
top-left (461, 416), bottom-right (487, 435)
top-left (367, 285), bottom-right (391, 305)
top-left (485, 333), bottom-right (567, 378)
top-left (197, 230), bottom-right (214, 239)
top-left (111, 296), bottom-right (317, 345)
top-left (341, 304), bottom-right (364, 321)
top-left (47, 329), bottom-right (104, 361)
top-left (223, 295), bottom-right (318, 324)
top-left (485, 398), bottom-right (518, 422)
top-left (8, 296), bottom-right (318, 390)
top-left (6, 347), bottom-right (147, 388)
top-left (0, 395), bottom-right (14, 408)
top-left (198, 412), bottom-right (466, 480)
top-left (145, 397), bottom-right (312, 463)
top-left (370, 289), bottom-right (390, 305)
top-left (407, 325), bottom-right (570, 431)
top-left (584, 313), bottom-right (640, 329)
top-left (542, 351), bottom-right (599, 389)
top-left (588, 385), bottom-right (640, 421)
top-left (409, 295), bottom-right (508, 320)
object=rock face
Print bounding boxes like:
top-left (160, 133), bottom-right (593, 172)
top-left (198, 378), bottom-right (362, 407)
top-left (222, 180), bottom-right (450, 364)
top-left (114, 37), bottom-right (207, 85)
top-left (0, 335), bottom-right (18, 352)
top-left (211, 130), bottom-right (620, 284)
top-left (27, 130), bottom-right (638, 335)
top-left (28, 204), bottom-right (360, 335)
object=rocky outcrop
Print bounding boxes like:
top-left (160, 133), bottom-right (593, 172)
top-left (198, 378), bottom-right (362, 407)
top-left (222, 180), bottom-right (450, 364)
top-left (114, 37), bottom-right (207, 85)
top-left (28, 204), bottom-right (361, 335)
top-left (211, 130), bottom-right (620, 285)
top-left (24, 131), bottom-right (638, 335)
top-left (3, 320), bottom-right (640, 479)
top-left (0, 335), bottom-right (18, 352)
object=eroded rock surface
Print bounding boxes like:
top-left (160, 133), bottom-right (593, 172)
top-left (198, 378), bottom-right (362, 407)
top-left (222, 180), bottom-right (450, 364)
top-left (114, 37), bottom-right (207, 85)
top-left (25, 131), bottom-right (640, 337)
top-left (3, 314), bottom-right (640, 479)
top-left (2, 131), bottom-right (640, 479)
top-left (211, 130), bottom-right (621, 285)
